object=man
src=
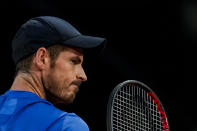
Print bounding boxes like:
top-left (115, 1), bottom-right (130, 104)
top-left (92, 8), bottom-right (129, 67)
top-left (0, 16), bottom-right (106, 131)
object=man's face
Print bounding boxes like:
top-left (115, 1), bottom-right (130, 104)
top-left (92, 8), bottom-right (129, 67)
top-left (43, 47), bottom-right (87, 104)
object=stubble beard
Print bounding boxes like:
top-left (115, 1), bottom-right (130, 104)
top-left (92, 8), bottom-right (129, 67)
top-left (47, 80), bottom-right (77, 105)
top-left (43, 73), bottom-right (75, 105)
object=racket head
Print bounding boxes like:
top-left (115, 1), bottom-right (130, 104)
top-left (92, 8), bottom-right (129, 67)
top-left (106, 80), bottom-right (170, 131)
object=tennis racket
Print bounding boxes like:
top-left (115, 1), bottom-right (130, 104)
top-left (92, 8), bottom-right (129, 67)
top-left (106, 80), bottom-right (170, 131)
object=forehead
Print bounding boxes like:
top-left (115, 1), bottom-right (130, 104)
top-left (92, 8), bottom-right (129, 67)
top-left (68, 47), bottom-right (83, 55)
top-left (59, 46), bottom-right (84, 58)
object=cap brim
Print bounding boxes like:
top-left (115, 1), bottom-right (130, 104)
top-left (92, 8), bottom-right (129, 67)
top-left (62, 35), bottom-right (106, 54)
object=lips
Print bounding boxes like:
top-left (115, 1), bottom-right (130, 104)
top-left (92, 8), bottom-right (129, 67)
top-left (72, 84), bottom-right (79, 93)
top-left (67, 81), bottom-right (81, 94)
top-left (73, 84), bottom-right (81, 92)
top-left (71, 81), bottom-right (81, 87)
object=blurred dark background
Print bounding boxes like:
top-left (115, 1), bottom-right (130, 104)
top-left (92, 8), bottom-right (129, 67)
top-left (0, 0), bottom-right (193, 130)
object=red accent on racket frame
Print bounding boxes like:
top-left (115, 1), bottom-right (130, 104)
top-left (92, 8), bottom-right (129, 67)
top-left (147, 92), bottom-right (169, 131)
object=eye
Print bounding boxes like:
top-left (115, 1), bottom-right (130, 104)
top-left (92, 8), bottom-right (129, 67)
top-left (71, 59), bottom-right (80, 64)
top-left (71, 59), bottom-right (78, 64)
top-left (70, 56), bottom-right (82, 65)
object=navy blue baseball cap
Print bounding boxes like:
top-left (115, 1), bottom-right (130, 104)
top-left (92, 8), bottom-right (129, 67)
top-left (12, 16), bottom-right (106, 64)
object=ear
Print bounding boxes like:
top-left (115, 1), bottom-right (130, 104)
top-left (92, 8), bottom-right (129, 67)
top-left (34, 47), bottom-right (50, 70)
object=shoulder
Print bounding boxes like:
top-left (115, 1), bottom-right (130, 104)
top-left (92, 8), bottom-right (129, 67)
top-left (9, 100), bottom-right (67, 130)
top-left (48, 113), bottom-right (90, 131)
top-left (19, 101), bottom-right (66, 121)
top-left (0, 91), bottom-right (89, 131)
top-left (17, 102), bottom-right (89, 131)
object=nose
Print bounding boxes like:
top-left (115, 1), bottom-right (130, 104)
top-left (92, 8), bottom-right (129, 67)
top-left (77, 68), bottom-right (87, 82)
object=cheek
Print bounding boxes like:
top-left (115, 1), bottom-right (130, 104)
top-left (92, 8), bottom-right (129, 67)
top-left (53, 63), bottom-right (76, 86)
top-left (44, 66), bottom-right (78, 104)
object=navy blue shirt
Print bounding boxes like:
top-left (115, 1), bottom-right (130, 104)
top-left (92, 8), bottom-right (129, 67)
top-left (0, 90), bottom-right (89, 131)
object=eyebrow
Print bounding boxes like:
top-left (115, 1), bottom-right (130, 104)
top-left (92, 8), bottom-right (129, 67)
top-left (71, 56), bottom-right (83, 63)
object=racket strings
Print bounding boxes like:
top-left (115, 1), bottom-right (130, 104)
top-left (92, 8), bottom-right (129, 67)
top-left (112, 84), bottom-right (163, 131)
top-left (115, 92), bottom-right (163, 121)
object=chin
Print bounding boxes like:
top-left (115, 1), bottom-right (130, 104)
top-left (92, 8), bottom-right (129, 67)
top-left (53, 91), bottom-right (76, 104)
top-left (61, 95), bottom-right (76, 105)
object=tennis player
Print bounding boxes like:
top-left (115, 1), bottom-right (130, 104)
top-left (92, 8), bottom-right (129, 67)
top-left (0, 16), bottom-right (106, 131)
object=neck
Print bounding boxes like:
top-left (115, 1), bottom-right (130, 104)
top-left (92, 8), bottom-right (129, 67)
top-left (10, 72), bottom-right (46, 99)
